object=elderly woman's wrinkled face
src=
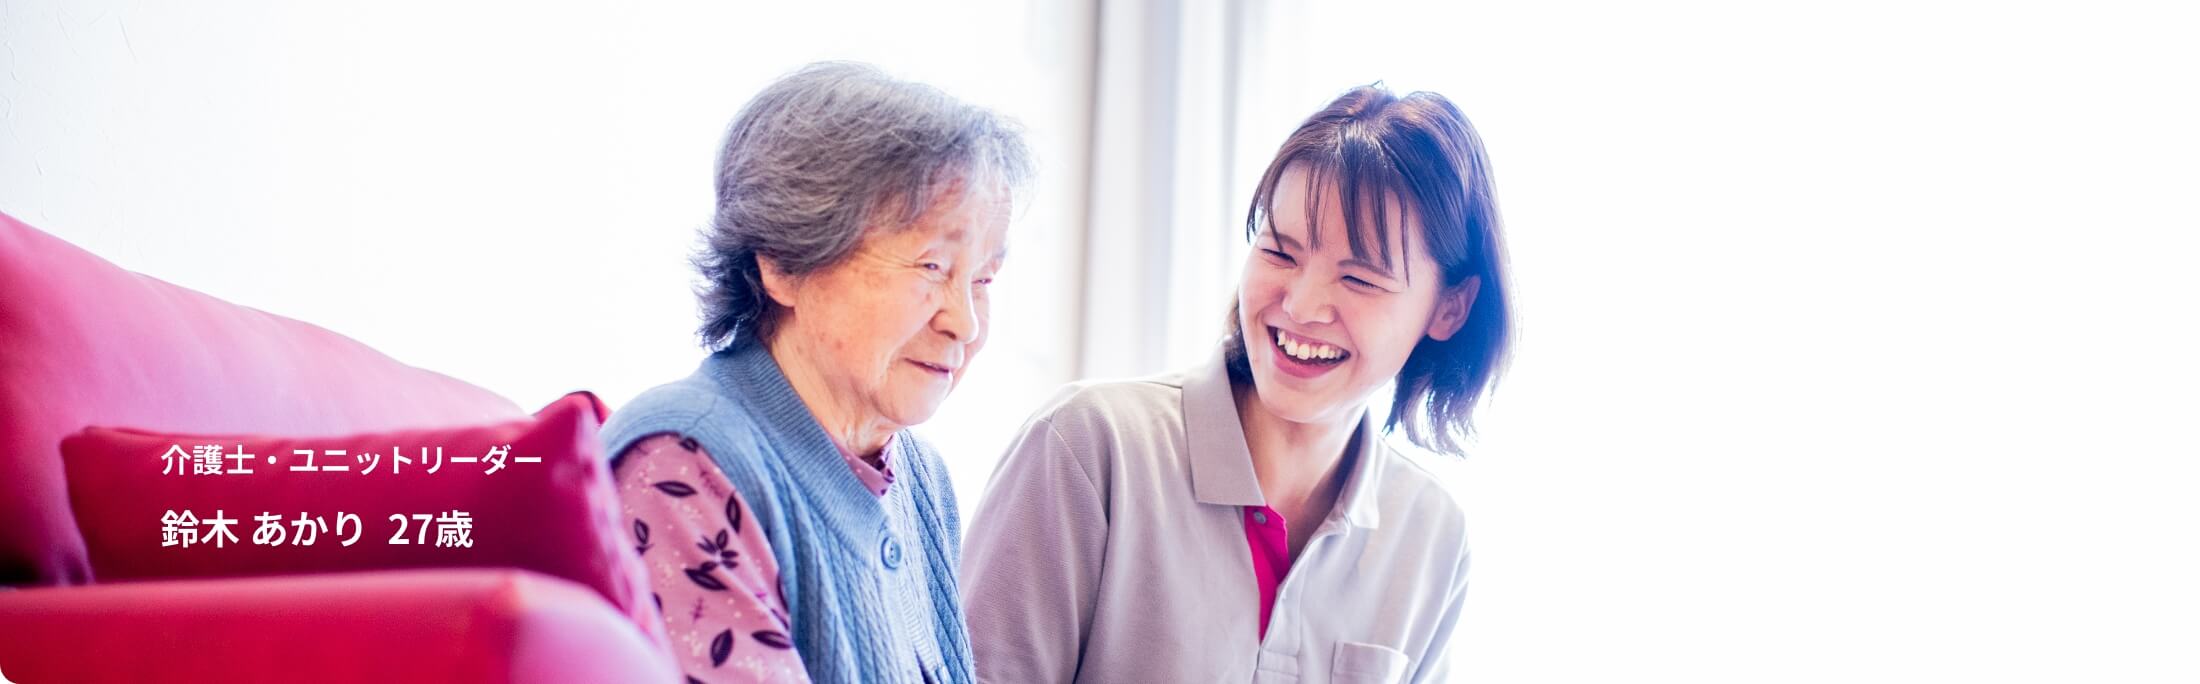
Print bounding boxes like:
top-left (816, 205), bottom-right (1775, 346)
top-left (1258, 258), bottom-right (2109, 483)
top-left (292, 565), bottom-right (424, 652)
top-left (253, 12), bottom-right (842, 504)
top-left (771, 183), bottom-right (1013, 431)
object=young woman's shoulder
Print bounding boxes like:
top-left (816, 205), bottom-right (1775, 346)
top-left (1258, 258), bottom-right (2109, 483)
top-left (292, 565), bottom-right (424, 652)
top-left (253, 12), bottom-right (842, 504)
top-left (1023, 370), bottom-right (1192, 438)
top-left (1001, 370), bottom-right (1200, 477)
top-left (1375, 445), bottom-right (1474, 551)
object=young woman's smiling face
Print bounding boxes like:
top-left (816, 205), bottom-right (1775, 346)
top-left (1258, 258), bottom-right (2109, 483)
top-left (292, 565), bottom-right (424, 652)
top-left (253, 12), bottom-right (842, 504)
top-left (1236, 164), bottom-right (1476, 427)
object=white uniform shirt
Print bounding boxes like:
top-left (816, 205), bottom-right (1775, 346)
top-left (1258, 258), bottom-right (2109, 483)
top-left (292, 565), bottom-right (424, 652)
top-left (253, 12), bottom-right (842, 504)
top-left (961, 348), bottom-right (1473, 683)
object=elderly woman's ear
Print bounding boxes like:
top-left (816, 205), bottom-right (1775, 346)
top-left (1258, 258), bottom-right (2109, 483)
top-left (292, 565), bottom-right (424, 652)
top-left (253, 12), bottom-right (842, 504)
top-left (755, 255), bottom-right (799, 310)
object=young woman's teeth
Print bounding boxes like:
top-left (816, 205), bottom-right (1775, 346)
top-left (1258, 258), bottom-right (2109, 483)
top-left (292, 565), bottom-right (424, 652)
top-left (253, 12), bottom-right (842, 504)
top-left (1275, 329), bottom-right (1344, 362)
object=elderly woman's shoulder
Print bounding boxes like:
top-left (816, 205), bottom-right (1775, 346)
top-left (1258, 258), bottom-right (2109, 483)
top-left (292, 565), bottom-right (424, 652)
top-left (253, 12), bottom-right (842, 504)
top-left (606, 376), bottom-right (773, 452)
top-left (616, 378), bottom-right (734, 425)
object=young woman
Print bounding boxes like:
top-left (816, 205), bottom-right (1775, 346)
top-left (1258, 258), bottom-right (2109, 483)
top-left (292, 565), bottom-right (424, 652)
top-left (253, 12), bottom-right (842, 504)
top-left (961, 85), bottom-right (1512, 684)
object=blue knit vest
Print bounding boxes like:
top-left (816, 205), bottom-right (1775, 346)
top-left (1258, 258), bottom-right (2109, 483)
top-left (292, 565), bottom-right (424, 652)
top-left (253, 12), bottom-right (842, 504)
top-left (599, 340), bottom-right (973, 684)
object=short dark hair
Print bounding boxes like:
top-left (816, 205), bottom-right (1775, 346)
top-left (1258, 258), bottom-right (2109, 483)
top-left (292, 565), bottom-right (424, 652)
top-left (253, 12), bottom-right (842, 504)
top-left (694, 62), bottom-right (1033, 349)
top-left (1224, 84), bottom-right (1513, 456)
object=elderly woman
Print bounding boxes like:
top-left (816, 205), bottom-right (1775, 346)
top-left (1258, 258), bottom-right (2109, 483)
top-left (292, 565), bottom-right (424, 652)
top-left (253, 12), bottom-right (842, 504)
top-left (600, 62), bottom-right (1031, 684)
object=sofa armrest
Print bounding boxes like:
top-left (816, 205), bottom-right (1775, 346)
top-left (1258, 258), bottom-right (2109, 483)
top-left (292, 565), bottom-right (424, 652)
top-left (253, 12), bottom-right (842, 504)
top-left (0, 568), bottom-right (676, 683)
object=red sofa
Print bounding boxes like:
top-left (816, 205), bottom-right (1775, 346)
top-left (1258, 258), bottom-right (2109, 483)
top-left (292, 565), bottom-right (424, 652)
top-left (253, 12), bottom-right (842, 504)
top-left (0, 212), bottom-right (677, 682)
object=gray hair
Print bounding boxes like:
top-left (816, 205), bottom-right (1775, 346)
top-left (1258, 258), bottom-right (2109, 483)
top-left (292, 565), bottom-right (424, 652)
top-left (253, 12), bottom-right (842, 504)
top-left (695, 61), bottom-right (1035, 349)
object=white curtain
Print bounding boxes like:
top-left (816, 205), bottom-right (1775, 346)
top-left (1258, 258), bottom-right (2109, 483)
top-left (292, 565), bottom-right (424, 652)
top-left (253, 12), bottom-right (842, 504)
top-left (1079, 0), bottom-right (1266, 378)
top-left (1074, 0), bottom-right (1390, 379)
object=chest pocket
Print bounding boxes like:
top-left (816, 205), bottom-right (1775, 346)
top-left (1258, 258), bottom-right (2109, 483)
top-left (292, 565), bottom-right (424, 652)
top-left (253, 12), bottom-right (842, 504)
top-left (1331, 641), bottom-right (1412, 684)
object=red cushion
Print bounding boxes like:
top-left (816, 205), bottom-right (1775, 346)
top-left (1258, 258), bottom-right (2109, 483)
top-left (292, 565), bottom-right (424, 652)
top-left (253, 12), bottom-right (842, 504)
top-left (0, 568), bottom-right (679, 682)
top-left (0, 211), bottom-right (523, 586)
top-left (57, 392), bottom-right (664, 647)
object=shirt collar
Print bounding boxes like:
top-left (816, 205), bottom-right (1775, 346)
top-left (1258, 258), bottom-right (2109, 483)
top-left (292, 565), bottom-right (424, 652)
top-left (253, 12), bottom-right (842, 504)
top-left (1181, 346), bottom-right (1385, 529)
top-left (838, 434), bottom-right (896, 497)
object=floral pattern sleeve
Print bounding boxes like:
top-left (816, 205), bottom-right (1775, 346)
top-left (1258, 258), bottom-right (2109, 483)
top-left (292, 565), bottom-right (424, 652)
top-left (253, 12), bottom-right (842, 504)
top-left (617, 433), bottom-right (807, 683)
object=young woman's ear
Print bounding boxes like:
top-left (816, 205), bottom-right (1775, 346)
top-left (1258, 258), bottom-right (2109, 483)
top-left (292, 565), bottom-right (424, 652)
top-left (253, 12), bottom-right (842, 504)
top-left (1426, 276), bottom-right (1480, 341)
top-left (756, 255), bottom-right (800, 309)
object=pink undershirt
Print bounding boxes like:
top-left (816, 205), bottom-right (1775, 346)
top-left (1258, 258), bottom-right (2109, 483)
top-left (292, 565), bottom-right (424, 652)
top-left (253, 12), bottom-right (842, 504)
top-left (1241, 504), bottom-right (1294, 639)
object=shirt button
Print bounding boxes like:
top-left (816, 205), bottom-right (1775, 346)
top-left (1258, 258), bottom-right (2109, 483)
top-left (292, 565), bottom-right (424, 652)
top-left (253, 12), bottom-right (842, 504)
top-left (881, 536), bottom-right (904, 570)
top-left (1251, 510), bottom-right (1268, 525)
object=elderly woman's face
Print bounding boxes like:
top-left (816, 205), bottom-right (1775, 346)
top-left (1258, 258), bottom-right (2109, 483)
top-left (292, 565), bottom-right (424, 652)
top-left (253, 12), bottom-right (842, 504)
top-left (775, 184), bottom-right (1013, 430)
